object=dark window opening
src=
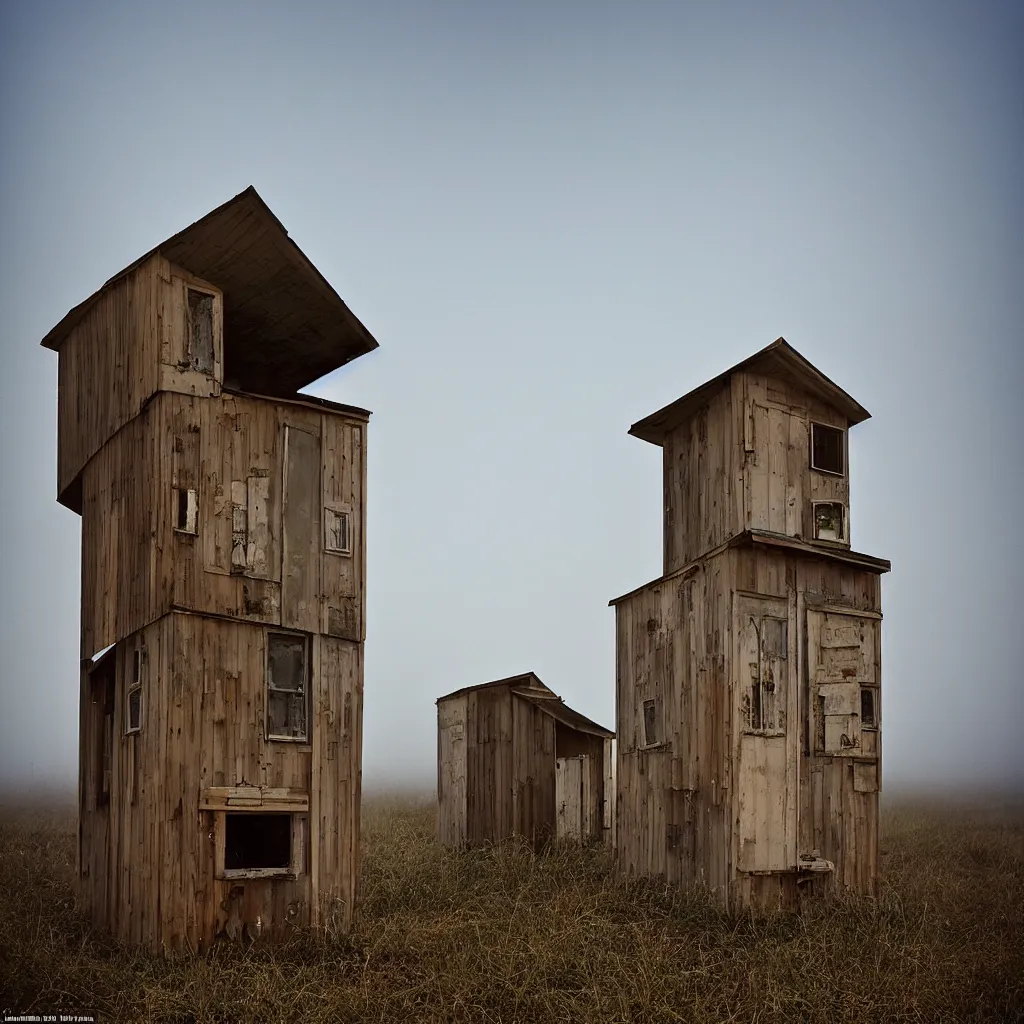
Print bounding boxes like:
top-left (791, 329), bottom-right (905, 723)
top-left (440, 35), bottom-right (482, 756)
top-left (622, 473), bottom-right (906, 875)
top-left (811, 422), bottom-right (845, 475)
top-left (174, 488), bottom-right (198, 534)
top-left (224, 813), bottom-right (291, 870)
top-left (187, 289), bottom-right (215, 375)
top-left (267, 633), bottom-right (308, 740)
top-left (813, 502), bottom-right (846, 543)
top-left (642, 698), bottom-right (660, 747)
top-left (861, 688), bottom-right (877, 727)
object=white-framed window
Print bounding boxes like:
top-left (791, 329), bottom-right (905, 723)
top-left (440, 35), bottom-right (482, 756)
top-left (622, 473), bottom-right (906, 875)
top-left (812, 501), bottom-right (848, 543)
top-left (174, 487), bottom-right (198, 535)
top-left (126, 647), bottom-right (143, 735)
top-left (266, 632), bottom-right (309, 742)
top-left (324, 507), bottom-right (351, 555)
top-left (810, 422), bottom-right (845, 476)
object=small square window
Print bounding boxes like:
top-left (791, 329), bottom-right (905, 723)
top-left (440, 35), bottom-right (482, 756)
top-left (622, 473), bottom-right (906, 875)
top-left (174, 488), bottom-right (198, 534)
top-left (324, 508), bottom-right (351, 554)
top-left (813, 501), bottom-right (847, 543)
top-left (810, 422), bottom-right (845, 476)
top-left (642, 698), bottom-right (661, 747)
top-left (267, 633), bottom-right (309, 741)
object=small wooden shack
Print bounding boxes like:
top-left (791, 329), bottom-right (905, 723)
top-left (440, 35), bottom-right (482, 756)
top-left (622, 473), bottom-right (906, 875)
top-left (43, 187), bottom-right (378, 950)
top-left (611, 338), bottom-right (890, 911)
top-left (436, 673), bottom-right (615, 849)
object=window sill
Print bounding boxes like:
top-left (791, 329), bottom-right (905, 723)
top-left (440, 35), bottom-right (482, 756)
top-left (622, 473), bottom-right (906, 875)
top-left (219, 868), bottom-right (298, 881)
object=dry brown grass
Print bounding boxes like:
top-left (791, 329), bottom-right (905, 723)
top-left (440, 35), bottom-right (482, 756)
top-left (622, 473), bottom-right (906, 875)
top-left (1, 791), bottom-right (1022, 1023)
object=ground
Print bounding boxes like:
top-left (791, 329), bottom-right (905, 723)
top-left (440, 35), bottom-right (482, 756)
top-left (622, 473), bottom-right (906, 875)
top-left (1, 791), bottom-right (1022, 1023)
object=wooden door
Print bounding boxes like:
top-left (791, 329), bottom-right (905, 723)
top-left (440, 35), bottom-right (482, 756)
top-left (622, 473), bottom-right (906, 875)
top-left (555, 755), bottom-right (591, 842)
top-left (734, 595), bottom-right (798, 872)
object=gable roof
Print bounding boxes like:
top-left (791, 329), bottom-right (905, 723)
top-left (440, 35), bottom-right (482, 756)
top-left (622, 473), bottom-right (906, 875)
top-left (435, 672), bottom-right (554, 705)
top-left (628, 337), bottom-right (870, 447)
top-left (435, 672), bottom-right (614, 739)
top-left (510, 689), bottom-right (615, 738)
top-left (40, 186), bottom-right (379, 397)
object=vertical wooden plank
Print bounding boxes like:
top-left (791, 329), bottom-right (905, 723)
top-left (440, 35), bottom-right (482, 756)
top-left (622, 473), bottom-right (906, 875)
top-left (282, 425), bottom-right (321, 632)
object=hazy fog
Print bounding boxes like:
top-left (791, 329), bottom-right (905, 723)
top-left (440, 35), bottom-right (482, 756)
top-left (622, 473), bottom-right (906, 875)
top-left (1, 0), bottom-right (1021, 797)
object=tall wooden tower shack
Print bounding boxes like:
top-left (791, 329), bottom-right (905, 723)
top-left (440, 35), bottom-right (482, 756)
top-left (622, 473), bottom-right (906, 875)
top-left (42, 188), bottom-right (378, 949)
top-left (610, 338), bottom-right (890, 911)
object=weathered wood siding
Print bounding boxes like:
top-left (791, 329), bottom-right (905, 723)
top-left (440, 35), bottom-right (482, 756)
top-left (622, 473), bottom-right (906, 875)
top-left (614, 560), bottom-right (732, 895)
top-left (440, 684), bottom-right (608, 849)
top-left (77, 613), bottom-right (363, 951)
top-left (553, 723), bottom-right (606, 843)
top-left (79, 390), bottom-right (367, 660)
top-left (509, 694), bottom-right (557, 846)
top-left (436, 696), bottom-right (468, 847)
top-left (740, 372), bottom-right (850, 543)
top-left (662, 371), bottom-right (853, 575)
top-left (465, 686), bottom-right (514, 845)
top-left (56, 257), bottom-right (223, 505)
top-left (662, 383), bottom-right (741, 573)
top-left (615, 542), bottom-right (882, 909)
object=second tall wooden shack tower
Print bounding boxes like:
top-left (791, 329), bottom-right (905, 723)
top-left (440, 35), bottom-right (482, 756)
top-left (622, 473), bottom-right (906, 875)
top-left (611, 339), bottom-right (890, 911)
top-left (42, 188), bottom-right (377, 950)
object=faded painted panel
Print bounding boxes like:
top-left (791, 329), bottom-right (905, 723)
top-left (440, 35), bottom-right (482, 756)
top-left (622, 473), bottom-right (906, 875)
top-left (282, 426), bottom-right (321, 631)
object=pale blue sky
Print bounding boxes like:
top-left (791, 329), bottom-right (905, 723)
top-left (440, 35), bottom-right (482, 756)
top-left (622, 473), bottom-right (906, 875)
top-left (1, 0), bottom-right (1021, 792)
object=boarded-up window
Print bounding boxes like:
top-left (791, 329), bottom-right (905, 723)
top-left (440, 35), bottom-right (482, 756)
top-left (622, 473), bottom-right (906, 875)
top-left (187, 289), bottom-right (215, 375)
top-left (642, 698), bottom-right (660, 747)
top-left (174, 488), bottom-right (198, 534)
top-left (810, 422), bottom-right (844, 475)
top-left (267, 633), bottom-right (308, 741)
top-left (324, 508), bottom-right (351, 554)
top-left (813, 502), bottom-right (846, 543)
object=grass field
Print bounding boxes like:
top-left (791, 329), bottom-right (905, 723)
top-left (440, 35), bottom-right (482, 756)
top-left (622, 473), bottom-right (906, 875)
top-left (1, 791), bottom-right (1022, 1023)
